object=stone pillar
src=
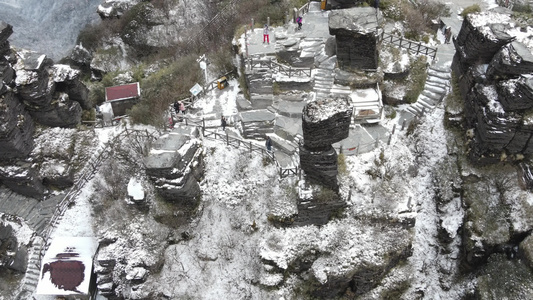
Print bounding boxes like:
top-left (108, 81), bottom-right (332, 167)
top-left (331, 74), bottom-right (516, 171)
top-left (299, 96), bottom-right (352, 190)
top-left (329, 7), bottom-right (380, 71)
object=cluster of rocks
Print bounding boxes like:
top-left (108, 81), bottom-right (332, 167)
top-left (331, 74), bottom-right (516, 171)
top-left (300, 96), bottom-right (352, 190)
top-left (451, 10), bottom-right (533, 164)
top-left (0, 222), bottom-right (27, 274)
top-left (329, 7), bottom-right (382, 72)
top-left (143, 126), bottom-right (204, 205)
top-left (0, 21), bottom-right (90, 199)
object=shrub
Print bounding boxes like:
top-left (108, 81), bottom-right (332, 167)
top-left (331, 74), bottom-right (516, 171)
top-left (313, 186), bottom-right (339, 203)
top-left (128, 54), bottom-right (202, 127)
top-left (403, 56), bottom-right (427, 104)
top-left (338, 153), bottom-right (348, 175)
top-left (460, 4), bottom-right (481, 17)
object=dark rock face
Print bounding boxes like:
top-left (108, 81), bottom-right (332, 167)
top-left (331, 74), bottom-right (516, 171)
top-left (299, 145), bottom-right (338, 190)
top-left (0, 91), bottom-right (35, 159)
top-left (452, 11), bottom-right (533, 164)
top-left (144, 131), bottom-right (204, 205)
top-left (299, 96), bottom-right (352, 190)
top-left (0, 163), bottom-right (45, 198)
top-left (329, 7), bottom-right (380, 71)
top-left (0, 223), bottom-right (27, 273)
top-left (302, 97), bottom-right (352, 149)
top-left (455, 15), bottom-right (515, 66)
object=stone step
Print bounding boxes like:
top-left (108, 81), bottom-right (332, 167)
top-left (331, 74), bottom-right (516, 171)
top-left (426, 75), bottom-right (450, 87)
top-left (424, 81), bottom-right (447, 94)
top-left (418, 98), bottom-right (434, 109)
top-left (428, 68), bottom-right (451, 80)
top-left (420, 90), bottom-right (442, 102)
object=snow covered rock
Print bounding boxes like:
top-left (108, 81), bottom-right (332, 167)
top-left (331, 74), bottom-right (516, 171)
top-left (144, 132), bottom-right (204, 204)
top-left (97, 0), bottom-right (142, 19)
top-left (239, 110), bottom-right (276, 139)
top-left (487, 42), bottom-right (533, 79)
top-left (301, 96), bottom-right (352, 149)
top-left (455, 11), bottom-right (515, 67)
top-left (0, 163), bottom-right (45, 198)
top-left (329, 7), bottom-right (381, 71)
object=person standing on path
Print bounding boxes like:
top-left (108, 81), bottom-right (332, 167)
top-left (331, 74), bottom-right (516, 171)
top-left (296, 16), bottom-right (302, 30)
top-left (263, 24), bottom-right (270, 44)
top-left (265, 136), bottom-right (272, 151)
top-left (221, 116), bottom-right (227, 131)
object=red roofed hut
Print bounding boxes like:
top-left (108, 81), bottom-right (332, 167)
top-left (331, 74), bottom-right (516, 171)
top-left (105, 82), bottom-right (141, 116)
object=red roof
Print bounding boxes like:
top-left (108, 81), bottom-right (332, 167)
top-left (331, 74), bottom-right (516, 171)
top-left (105, 82), bottom-right (140, 101)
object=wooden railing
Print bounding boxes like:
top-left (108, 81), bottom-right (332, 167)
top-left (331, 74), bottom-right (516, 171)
top-left (38, 128), bottom-right (160, 266)
top-left (249, 57), bottom-right (312, 78)
top-left (295, 0), bottom-right (311, 20)
top-left (381, 32), bottom-right (438, 61)
top-left (180, 116), bottom-right (299, 178)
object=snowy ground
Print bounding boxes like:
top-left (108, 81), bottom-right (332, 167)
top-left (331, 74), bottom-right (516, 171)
top-left (20, 76), bottom-right (473, 299)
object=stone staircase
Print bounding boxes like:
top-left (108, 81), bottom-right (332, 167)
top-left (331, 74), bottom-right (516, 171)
top-left (17, 237), bottom-right (45, 299)
top-left (406, 66), bottom-right (451, 117)
top-left (314, 67), bottom-right (351, 99)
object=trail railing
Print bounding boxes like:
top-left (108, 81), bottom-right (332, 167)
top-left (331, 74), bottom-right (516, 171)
top-left (38, 128), bottom-right (160, 267)
top-left (249, 57), bottom-right (312, 78)
top-left (381, 32), bottom-right (437, 61)
top-left (181, 116), bottom-right (299, 178)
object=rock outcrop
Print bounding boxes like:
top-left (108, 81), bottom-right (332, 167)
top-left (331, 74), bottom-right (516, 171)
top-left (0, 22), bottom-right (35, 160)
top-left (329, 7), bottom-right (381, 71)
top-left (144, 127), bottom-right (204, 205)
top-left (452, 10), bottom-right (533, 164)
top-left (300, 96), bottom-right (352, 190)
top-left (0, 21), bottom-right (90, 198)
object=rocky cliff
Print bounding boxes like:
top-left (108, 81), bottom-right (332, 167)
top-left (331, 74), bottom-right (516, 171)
top-left (0, 21), bottom-right (90, 198)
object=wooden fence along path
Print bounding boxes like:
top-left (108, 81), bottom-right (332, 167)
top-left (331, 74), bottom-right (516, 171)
top-left (38, 129), bottom-right (160, 265)
top-left (184, 117), bottom-right (299, 178)
top-left (381, 32), bottom-right (438, 61)
top-left (249, 58), bottom-right (312, 78)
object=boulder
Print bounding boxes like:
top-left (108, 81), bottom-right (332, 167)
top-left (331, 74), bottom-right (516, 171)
top-left (302, 96), bottom-right (352, 149)
top-left (455, 11), bottom-right (515, 68)
top-left (144, 133), bottom-right (204, 204)
top-left (329, 7), bottom-right (381, 71)
top-left (487, 42), bottom-right (533, 80)
top-left (50, 64), bottom-right (90, 109)
top-left (0, 91), bottom-right (35, 160)
top-left (70, 44), bottom-right (93, 67)
top-left (497, 75), bottom-right (533, 112)
top-left (0, 163), bottom-right (45, 199)
top-left (40, 159), bottom-right (74, 189)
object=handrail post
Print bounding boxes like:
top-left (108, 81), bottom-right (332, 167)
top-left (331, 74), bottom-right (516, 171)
top-left (202, 118), bottom-right (205, 136)
top-left (226, 133), bottom-right (229, 146)
top-left (250, 141), bottom-right (252, 156)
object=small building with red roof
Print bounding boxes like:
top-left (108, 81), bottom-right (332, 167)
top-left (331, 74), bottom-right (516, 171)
top-left (105, 82), bottom-right (141, 116)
